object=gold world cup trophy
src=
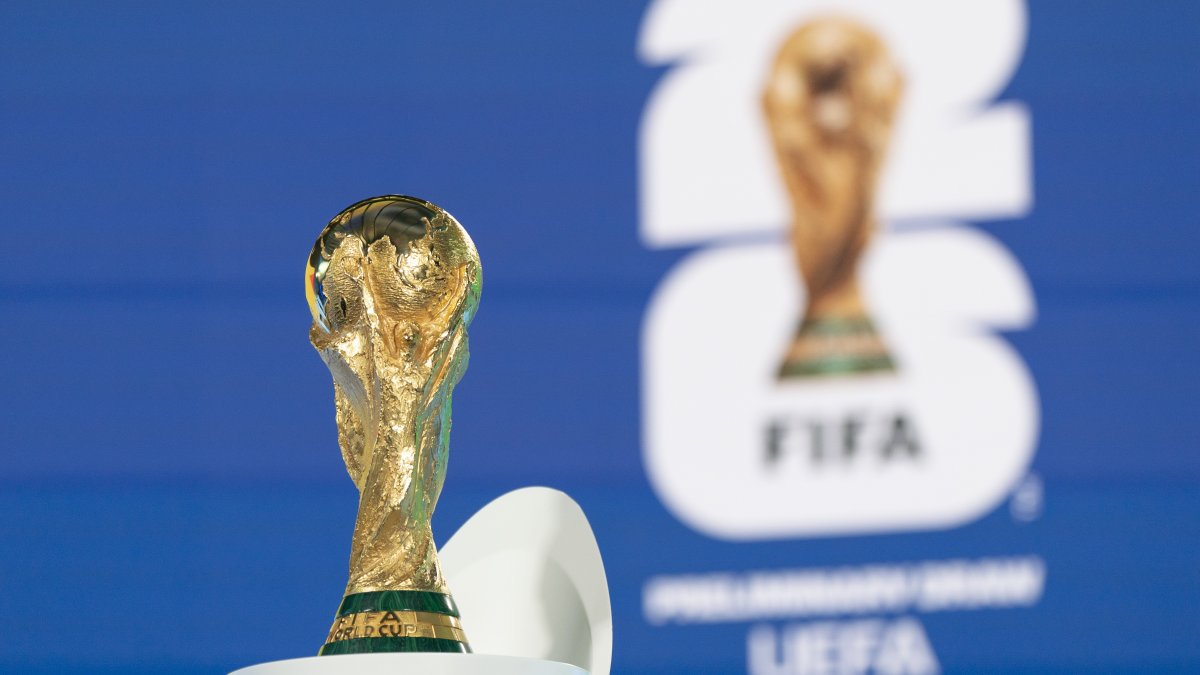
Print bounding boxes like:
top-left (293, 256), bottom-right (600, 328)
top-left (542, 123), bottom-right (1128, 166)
top-left (304, 195), bottom-right (481, 655)
top-left (763, 18), bottom-right (904, 378)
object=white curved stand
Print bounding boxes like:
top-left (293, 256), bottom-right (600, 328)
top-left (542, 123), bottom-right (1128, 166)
top-left (231, 653), bottom-right (586, 674)
top-left (440, 488), bottom-right (612, 675)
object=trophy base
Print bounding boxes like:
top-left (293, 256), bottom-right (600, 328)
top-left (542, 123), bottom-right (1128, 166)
top-left (778, 316), bottom-right (895, 378)
top-left (319, 590), bottom-right (470, 655)
top-left (231, 653), bottom-right (587, 675)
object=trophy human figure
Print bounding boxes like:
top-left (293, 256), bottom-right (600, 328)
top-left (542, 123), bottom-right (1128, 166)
top-left (305, 195), bottom-right (481, 655)
top-left (762, 18), bottom-right (903, 378)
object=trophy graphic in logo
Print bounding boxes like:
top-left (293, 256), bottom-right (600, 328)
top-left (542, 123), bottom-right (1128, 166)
top-left (306, 195), bottom-right (481, 655)
top-left (763, 18), bottom-right (903, 378)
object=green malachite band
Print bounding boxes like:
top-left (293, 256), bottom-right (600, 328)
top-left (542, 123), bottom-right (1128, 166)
top-left (780, 354), bottom-right (895, 377)
top-left (319, 636), bottom-right (470, 655)
top-left (336, 591), bottom-right (460, 618)
top-left (798, 316), bottom-right (880, 336)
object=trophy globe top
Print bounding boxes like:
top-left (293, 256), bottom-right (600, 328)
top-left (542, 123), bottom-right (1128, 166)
top-left (763, 18), bottom-right (902, 142)
top-left (305, 195), bottom-right (481, 343)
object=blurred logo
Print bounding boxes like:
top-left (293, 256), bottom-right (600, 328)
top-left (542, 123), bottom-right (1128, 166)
top-left (639, 0), bottom-right (1038, 540)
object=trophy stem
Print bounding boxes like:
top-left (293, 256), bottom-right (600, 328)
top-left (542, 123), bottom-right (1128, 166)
top-left (319, 590), bottom-right (471, 655)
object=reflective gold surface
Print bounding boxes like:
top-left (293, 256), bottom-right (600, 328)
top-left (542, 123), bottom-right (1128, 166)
top-left (763, 18), bottom-right (902, 377)
top-left (306, 195), bottom-right (481, 597)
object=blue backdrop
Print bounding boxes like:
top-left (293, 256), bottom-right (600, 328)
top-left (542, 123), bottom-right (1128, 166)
top-left (0, 2), bottom-right (1197, 673)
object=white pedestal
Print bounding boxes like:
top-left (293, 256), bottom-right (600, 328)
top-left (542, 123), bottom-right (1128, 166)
top-left (230, 653), bottom-right (588, 675)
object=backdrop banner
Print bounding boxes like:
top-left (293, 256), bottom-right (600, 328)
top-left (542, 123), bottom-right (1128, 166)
top-left (0, 1), bottom-right (1196, 673)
